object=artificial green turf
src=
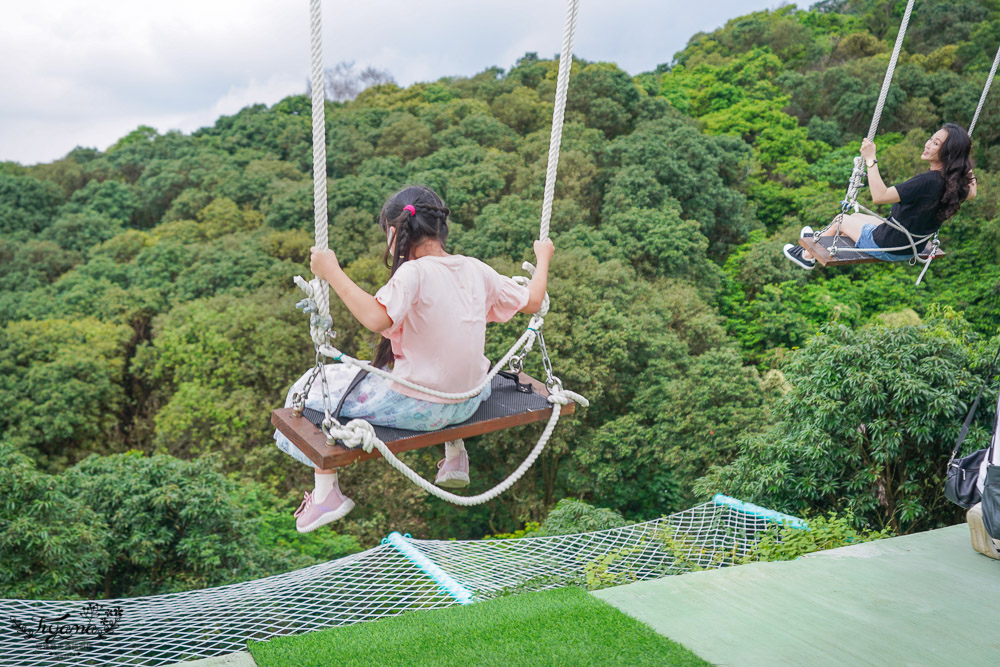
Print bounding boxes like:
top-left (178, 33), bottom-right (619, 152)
top-left (247, 586), bottom-right (710, 666)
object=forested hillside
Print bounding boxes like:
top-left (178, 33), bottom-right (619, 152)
top-left (3, 0), bottom-right (1000, 599)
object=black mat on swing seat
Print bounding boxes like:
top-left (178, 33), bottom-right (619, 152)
top-left (301, 372), bottom-right (553, 444)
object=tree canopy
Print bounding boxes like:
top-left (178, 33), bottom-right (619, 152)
top-left (3, 0), bottom-right (1000, 598)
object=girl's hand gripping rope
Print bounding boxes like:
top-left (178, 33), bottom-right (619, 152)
top-left (310, 246), bottom-right (341, 282)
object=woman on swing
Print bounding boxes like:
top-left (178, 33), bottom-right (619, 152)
top-left (784, 123), bottom-right (977, 270)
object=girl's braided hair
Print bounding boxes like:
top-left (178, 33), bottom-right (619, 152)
top-left (373, 185), bottom-right (451, 369)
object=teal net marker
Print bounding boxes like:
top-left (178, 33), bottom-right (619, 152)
top-left (713, 494), bottom-right (808, 529)
top-left (384, 532), bottom-right (474, 604)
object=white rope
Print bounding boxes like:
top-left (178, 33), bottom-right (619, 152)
top-left (538, 0), bottom-right (579, 241)
top-left (970, 41), bottom-right (1000, 136)
top-left (308, 0), bottom-right (330, 348)
top-left (351, 406), bottom-right (559, 506)
top-left (866, 0), bottom-right (914, 142)
top-left (325, 387), bottom-right (586, 505)
top-left (840, 0), bottom-right (916, 209)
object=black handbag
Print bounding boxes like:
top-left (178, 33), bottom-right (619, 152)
top-left (945, 448), bottom-right (987, 508)
top-left (945, 345), bottom-right (1000, 509)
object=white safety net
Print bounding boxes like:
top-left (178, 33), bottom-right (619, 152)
top-left (0, 495), bottom-right (801, 666)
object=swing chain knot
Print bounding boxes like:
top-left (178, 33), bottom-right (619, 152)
top-left (547, 384), bottom-right (590, 408)
top-left (326, 419), bottom-right (379, 452)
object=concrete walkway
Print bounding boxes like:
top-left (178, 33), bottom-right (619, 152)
top-left (595, 524), bottom-right (1000, 666)
top-left (168, 651), bottom-right (257, 667)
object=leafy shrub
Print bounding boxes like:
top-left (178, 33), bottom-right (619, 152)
top-left (743, 512), bottom-right (892, 563)
top-left (529, 498), bottom-right (629, 537)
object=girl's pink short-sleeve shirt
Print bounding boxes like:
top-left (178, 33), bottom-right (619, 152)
top-left (374, 255), bottom-right (529, 403)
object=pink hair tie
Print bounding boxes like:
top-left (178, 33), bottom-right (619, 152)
top-left (403, 205), bottom-right (416, 216)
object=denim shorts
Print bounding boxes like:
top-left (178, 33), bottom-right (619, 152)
top-left (856, 222), bottom-right (913, 262)
top-left (274, 363), bottom-right (491, 468)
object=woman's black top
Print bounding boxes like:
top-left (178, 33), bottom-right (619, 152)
top-left (872, 169), bottom-right (945, 256)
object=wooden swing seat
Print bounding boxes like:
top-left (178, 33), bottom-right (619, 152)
top-left (271, 372), bottom-right (573, 469)
top-left (798, 235), bottom-right (944, 267)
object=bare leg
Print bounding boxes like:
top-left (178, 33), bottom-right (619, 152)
top-left (802, 213), bottom-right (881, 260)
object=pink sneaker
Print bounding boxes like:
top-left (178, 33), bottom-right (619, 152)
top-left (435, 450), bottom-right (470, 488)
top-left (293, 486), bottom-right (355, 534)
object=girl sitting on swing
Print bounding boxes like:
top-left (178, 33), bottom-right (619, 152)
top-left (784, 123), bottom-right (977, 269)
top-left (274, 185), bottom-right (555, 533)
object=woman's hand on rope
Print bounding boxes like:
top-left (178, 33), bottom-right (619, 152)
top-left (860, 138), bottom-right (877, 162)
top-left (859, 138), bottom-right (898, 204)
top-left (310, 246), bottom-right (340, 282)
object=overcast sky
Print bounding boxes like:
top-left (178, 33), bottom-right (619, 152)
top-left (0, 1), bottom-right (785, 166)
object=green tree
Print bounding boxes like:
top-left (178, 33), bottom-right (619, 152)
top-left (61, 178), bottom-right (141, 225)
top-left (567, 63), bottom-right (642, 139)
top-left (0, 172), bottom-right (64, 238)
top-left (133, 286), bottom-right (341, 489)
top-left (375, 113), bottom-right (436, 162)
top-left (491, 86), bottom-right (551, 135)
top-left (0, 238), bottom-right (79, 296)
top-left (0, 443), bottom-right (109, 599)
top-left (40, 211), bottom-right (124, 252)
top-left (606, 116), bottom-right (757, 257)
top-left (697, 316), bottom-right (996, 534)
top-left (528, 498), bottom-right (629, 536)
top-left (61, 452), bottom-right (290, 597)
top-left (0, 318), bottom-right (132, 469)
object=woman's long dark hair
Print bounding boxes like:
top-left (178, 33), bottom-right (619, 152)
top-left (372, 185), bottom-right (451, 369)
top-left (936, 123), bottom-right (974, 222)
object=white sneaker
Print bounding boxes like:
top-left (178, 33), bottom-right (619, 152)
top-left (783, 244), bottom-right (815, 270)
top-left (800, 225), bottom-right (814, 239)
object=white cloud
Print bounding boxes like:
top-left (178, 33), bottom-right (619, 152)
top-left (0, 0), bottom-right (782, 165)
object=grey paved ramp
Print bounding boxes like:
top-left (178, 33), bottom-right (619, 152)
top-left (594, 524), bottom-right (1000, 666)
top-left (168, 651), bottom-right (256, 667)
